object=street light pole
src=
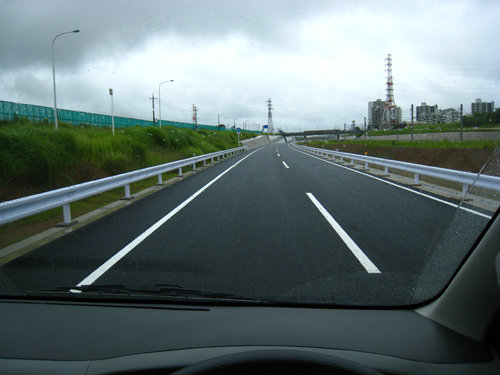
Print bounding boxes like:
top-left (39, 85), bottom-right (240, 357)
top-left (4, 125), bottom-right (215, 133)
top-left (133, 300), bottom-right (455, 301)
top-left (158, 80), bottom-right (173, 128)
top-left (52, 29), bottom-right (79, 129)
top-left (109, 88), bottom-right (114, 135)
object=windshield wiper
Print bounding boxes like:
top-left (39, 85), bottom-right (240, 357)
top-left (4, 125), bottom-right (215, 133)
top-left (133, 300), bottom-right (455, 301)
top-left (28, 283), bottom-right (268, 304)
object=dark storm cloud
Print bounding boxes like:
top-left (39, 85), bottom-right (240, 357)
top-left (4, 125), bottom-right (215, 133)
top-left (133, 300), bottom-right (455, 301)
top-left (0, 0), bottom-right (334, 71)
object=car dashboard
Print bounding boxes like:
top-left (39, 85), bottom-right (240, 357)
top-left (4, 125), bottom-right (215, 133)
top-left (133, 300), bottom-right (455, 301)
top-left (1, 298), bottom-right (499, 375)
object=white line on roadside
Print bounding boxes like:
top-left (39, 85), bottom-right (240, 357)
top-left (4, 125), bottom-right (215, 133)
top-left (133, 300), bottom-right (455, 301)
top-left (306, 192), bottom-right (381, 274)
top-left (76, 148), bottom-right (264, 287)
top-left (282, 161), bottom-right (290, 169)
top-left (291, 145), bottom-right (492, 220)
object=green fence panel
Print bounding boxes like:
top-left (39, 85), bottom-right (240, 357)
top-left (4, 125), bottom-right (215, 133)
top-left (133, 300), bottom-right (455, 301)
top-left (0, 100), bottom-right (260, 133)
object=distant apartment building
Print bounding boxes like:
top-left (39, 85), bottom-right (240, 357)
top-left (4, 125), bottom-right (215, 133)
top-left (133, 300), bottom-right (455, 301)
top-left (416, 102), bottom-right (438, 123)
top-left (441, 108), bottom-right (460, 123)
top-left (393, 106), bottom-right (403, 126)
top-left (368, 99), bottom-right (384, 129)
top-left (368, 99), bottom-right (402, 129)
top-left (471, 98), bottom-right (494, 114)
top-left (416, 102), bottom-right (460, 124)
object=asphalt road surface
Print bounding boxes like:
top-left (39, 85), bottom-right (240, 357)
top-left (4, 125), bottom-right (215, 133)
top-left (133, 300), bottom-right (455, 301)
top-left (0, 142), bottom-right (492, 305)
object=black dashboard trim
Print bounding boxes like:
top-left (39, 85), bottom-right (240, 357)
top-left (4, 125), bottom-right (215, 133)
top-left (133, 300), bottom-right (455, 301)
top-left (0, 300), bottom-right (493, 364)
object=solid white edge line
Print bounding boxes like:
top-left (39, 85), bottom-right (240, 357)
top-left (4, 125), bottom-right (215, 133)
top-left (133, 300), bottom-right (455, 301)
top-left (282, 161), bottom-right (290, 169)
top-left (76, 147), bottom-right (264, 287)
top-left (291, 145), bottom-right (492, 220)
top-left (306, 193), bottom-right (381, 274)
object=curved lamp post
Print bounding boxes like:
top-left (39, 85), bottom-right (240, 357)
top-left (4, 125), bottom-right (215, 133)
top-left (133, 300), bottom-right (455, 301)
top-left (52, 29), bottom-right (80, 129)
top-left (158, 80), bottom-right (174, 128)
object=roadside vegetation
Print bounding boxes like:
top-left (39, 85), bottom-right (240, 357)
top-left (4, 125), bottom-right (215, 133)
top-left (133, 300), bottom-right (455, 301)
top-left (365, 110), bottom-right (500, 137)
top-left (0, 118), bottom-right (255, 199)
top-left (308, 139), bottom-right (498, 149)
top-left (0, 118), bottom-right (256, 248)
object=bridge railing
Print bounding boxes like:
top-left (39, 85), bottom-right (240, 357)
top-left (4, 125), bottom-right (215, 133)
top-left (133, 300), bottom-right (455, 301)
top-left (0, 147), bottom-right (246, 226)
top-left (292, 143), bottom-right (500, 198)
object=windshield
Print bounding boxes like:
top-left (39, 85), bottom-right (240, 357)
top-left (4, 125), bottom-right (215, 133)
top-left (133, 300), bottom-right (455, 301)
top-left (0, 0), bottom-right (499, 307)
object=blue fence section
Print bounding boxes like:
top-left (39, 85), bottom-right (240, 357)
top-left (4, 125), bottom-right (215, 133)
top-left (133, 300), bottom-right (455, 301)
top-left (0, 100), bottom-right (252, 132)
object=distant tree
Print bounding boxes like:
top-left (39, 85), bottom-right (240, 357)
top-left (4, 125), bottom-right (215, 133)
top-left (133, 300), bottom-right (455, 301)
top-left (463, 112), bottom-right (494, 127)
top-left (493, 108), bottom-right (500, 125)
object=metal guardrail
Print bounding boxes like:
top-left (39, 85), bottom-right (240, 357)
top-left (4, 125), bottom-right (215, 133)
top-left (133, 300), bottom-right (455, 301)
top-left (292, 143), bottom-right (500, 198)
top-left (0, 146), bottom-right (246, 226)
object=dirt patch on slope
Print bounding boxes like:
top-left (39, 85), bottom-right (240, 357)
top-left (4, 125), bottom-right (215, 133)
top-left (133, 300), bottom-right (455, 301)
top-left (325, 144), bottom-right (496, 174)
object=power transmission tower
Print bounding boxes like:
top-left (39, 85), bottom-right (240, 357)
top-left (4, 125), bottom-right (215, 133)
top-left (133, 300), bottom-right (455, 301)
top-left (381, 54), bottom-right (397, 130)
top-left (266, 98), bottom-right (273, 133)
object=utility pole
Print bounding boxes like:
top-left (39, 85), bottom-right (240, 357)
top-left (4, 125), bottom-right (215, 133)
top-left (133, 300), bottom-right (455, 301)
top-left (217, 113), bottom-right (220, 128)
top-left (109, 88), bottom-right (114, 136)
top-left (411, 104), bottom-right (414, 141)
top-left (149, 93), bottom-right (157, 126)
top-left (192, 104), bottom-right (198, 131)
top-left (460, 104), bottom-right (463, 142)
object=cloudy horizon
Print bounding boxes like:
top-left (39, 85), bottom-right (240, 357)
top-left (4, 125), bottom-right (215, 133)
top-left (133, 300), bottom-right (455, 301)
top-left (1, 0), bottom-right (499, 132)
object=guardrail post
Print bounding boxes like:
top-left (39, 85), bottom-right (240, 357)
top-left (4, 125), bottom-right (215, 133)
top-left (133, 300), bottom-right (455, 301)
top-left (211, 157), bottom-right (214, 163)
top-left (157, 174), bottom-right (163, 184)
top-left (365, 161), bottom-right (369, 169)
top-left (463, 184), bottom-right (469, 198)
top-left (384, 166), bottom-right (389, 175)
top-left (351, 159), bottom-right (355, 166)
top-left (63, 203), bottom-right (71, 224)
top-left (179, 167), bottom-right (183, 177)
top-left (203, 159), bottom-right (206, 167)
top-left (414, 174), bottom-right (420, 185)
top-left (124, 184), bottom-right (131, 199)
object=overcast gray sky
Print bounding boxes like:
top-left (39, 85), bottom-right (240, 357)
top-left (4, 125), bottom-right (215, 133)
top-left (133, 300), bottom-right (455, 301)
top-left (1, 0), bottom-right (499, 132)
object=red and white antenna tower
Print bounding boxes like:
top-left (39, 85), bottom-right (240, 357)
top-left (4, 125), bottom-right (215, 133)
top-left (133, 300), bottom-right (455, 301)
top-left (382, 54), bottom-right (397, 129)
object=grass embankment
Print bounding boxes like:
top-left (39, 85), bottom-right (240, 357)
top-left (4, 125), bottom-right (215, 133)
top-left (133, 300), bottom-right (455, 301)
top-left (0, 119), bottom-right (256, 247)
top-left (308, 139), bottom-right (498, 149)
top-left (366, 122), bottom-right (500, 137)
top-left (305, 139), bottom-right (499, 192)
